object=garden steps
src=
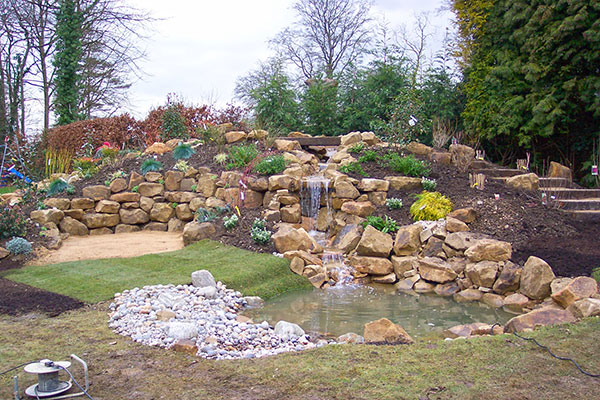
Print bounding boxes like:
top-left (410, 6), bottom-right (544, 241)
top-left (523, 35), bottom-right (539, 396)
top-left (470, 168), bottom-right (527, 178)
top-left (276, 136), bottom-right (341, 147)
top-left (539, 177), bottom-right (578, 189)
top-left (540, 188), bottom-right (600, 200)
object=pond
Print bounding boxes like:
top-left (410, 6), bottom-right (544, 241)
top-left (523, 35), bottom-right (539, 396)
top-left (246, 284), bottom-right (514, 339)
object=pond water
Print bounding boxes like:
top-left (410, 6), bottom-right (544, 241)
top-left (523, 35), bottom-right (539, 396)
top-left (246, 284), bottom-right (514, 339)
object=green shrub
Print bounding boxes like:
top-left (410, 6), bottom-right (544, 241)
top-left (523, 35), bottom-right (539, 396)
top-left (252, 218), bottom-right (267, 230)
top-left (6, 237), bottom-right (32, 255)
top-left (409, 191), bottom-right (453, 221)
top-left (140, 159), bottom-right (163, 175)
top-left (223, 214), bottom-right (239, 230)
top-left (386, 197), bottom-right (403, 210)
top-left (0, 206), bottom-right (27, 239)
top-left (339, 161), bottom-right (367, 176)
top-left (73, 158), bottom-right (99, 178)
top-left (65, 186), bottom-right (75, 195)
top-left (347, 142), bottom-right (365, 154)
top-left (214, 153), bottom-right (228, 165)
top-left (358, 150), bottom-right (379, 163)
top-left (227, 144), bottom-right (258, 169)
top-left (161, 101), bottom-right (189, 141)
top-left (196, 206), bottom-right (229, 223)
top-left (593, 267), bottom-right (600, 284)
top-left (253, 155), bottom-right (287, 175)
top-left (251, 225), bottom-right (271, 245)
top-left (421, 177), bottom-right (437, 191)
top-left (362, 215), bottom-right (399, 233)
top-left (172, 143), bottom-right (195, 160)
top-left (383, 153), bottom-right (431, 177)
top-left (174, 160), bottom-right (190, 173)
top-left (46, 179), bottom-right (71, 197)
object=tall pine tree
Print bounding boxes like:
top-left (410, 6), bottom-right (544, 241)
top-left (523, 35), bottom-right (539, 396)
top-left (53, 0), bottom-right (83, 126)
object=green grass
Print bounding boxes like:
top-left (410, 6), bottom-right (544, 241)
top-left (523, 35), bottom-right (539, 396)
top-left (0, 186), bottom-right (16, 194)
top-left (2, 240), bottom-right (311, 303)
top-left (593, 267), bottom-right (600, 284)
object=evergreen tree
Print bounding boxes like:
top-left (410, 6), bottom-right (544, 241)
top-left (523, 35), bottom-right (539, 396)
top-left (53, 0), bottom-right (83, 126)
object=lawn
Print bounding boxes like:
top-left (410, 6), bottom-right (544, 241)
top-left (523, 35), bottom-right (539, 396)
top-left (0, 307), bottom-right (598, 399)
top-left (0, 186), bottom-right (16, 194)
top-left (2, 239), bottom-right (312, 303)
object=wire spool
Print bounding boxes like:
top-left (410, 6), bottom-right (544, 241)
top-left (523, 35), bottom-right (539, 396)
top-left (23, 360), bottom-right (73, 398)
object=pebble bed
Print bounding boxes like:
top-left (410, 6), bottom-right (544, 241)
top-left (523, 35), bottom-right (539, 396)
top-left (108, 281), bottom-right (317, 360)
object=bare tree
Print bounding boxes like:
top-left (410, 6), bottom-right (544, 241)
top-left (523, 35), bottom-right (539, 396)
top-left (271, 0), bottom-right (373, 79)
top-left (398, 12), bottom-right (433, 87)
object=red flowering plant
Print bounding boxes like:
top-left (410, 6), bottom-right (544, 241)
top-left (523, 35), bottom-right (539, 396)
top-left (0, 204), bottom-right (27, 239)
top-left (95, 142), bottom-right (120, 160)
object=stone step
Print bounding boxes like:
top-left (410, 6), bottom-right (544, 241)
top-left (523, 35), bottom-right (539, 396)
top-left (472, 168), bottom-right (526, 178)
top-left (564, 210), bottom-right (600, 222)
top-left (539, 177), bottom-right (576, 188)
top-left (540, 188), bottom-right (600, 200)
top-left (471, 160), bottom-right (493, 169)
top-left (554, 199), bottom-right (600, 211)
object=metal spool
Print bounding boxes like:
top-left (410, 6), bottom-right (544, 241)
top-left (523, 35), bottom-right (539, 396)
top-left (23, 360), bottom-right (72, 398)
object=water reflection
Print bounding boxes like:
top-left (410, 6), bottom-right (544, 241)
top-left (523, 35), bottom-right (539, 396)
top-left (246, 284), bottom-right (512, 338)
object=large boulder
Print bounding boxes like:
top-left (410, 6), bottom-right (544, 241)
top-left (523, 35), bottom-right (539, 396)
top-left (331, 224), bottom-right (363, 254)
top-left (358, 179), bottom-right (389, 192)
top-left (465, 261), bottom-right (499, 288)
top-left (82, 185), bottom-right (111, 200)
top-left (418, 257), bottom-right (458, 283)
top-left (272, 226), bottom-right (314, 253)
top-left (363, 318), bottom-right (414, 344)
top-left (119, 209), bottom-right (150, 225)
top-left (59, 216), bottom-right (88, 236)
top-left (43, 198), bottom-right (71, 210)
top-left (225, 130), bottom-right (247, 144)
top-left (340, 201), bottom-right (375, 217)
top-left (406, 141), bottom-right (432, 156)
top-left (340, 131), bottom-right (363, 146)
top-left (183, 222), bottom-right (216, 245)
top-left (567, 298), bottom-right (600, 318)
top-left (492, 261), bottom-right (522, 294)
top-left (349, 256), bottom-right (394, 276)
top-left (167, 322), bottom-right (198, 340)
top-left (356, 225), bottom-right (393, 257)
top-left (268, 175), bottom-right (300, 191)
top-left (150, 203), bottom-right (175, 222)
top-left (109, 178), bottom-right (127, 193)
top-left (393, 224), bottom-right (422, 256)
top-left (447, 208), bottom-right (477, 224)
top-left (71, 198), bottom-right (95, 210)
top-left (506, 173), bottom-right (539, 191)
top-left (551, 277), bottom-right (598, 308)
top-left (95, 200), bottom-right (120, 214)
top-left (110, 192), bottom-right (141, 203)
top-left (449, 144), bottom-right (475, 170)
top-left (384, 176), bottom-right (422, 191)
top-left (504, 307), bottom-right (576, 333)
top-left (31, 209), bottom-right (64, 225)
top-left (520, 256), bottom-right (556, 300)
top-left (274, 321), bottom-right (305, 340)
top-left (164, 170), bottom-right (184, 191)
top-left (391, 256), bottom-right (419, 277)
top-left (144, 142), bottom-right (172, 155)
top-left (464, 239), bottom-right (512, 262)
top-left (191, 270), bottom-right (216, 288)
top-left (547, 161), bottom-right (572, 181)
top-left (81, 213), bottom-right (120, 229)
top-left (334, 180), bottom-right (360, 199)
top-left (138, 182), bottom-right (164, 197)
top-left (444, 232), bottom-right (488, 252)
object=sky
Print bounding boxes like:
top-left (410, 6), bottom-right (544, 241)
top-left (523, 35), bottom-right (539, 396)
top-left (126, 0), bottom-right (453, 118)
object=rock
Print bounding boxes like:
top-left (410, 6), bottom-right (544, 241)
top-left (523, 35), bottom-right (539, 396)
top-left (274, 139), bottom-right (301, 152)
top-left (191, 270), bottom-right (216, 288)
top-left (334, 180), bottom-right (359, 199)
top-left (90, 227), bottom-right (113, 235)
top-left (143, 222), bottom-right (167, 232)
top-left (391, 256), bottom-right (419, 277)
top-left (268, 175), bottom-right (300, 191)
top-left (165, 192), bottom-right (197, 203)
top-left (138, 183), bottom-right (164, 197)
top-left (340, 131), bottom-right (363, 146)
top-left (434, 282), bottom-right (460, 297)
top-left (118, 209), bottom-right (149, 225)
top-left (482, 293), bottom-right (505, 308)
top-left (274, 321), bottom-right (305, 340)
top-left (520, 256), bottom-right (556, 300)
top-left (504, 307), bottom-right (576, 333)
top-left (465, 261), bottom-right (499, 288)
top-left (444, 232), bottom-right (488, 252)
top-left (551, 277), bottom-right (598, 308)
top-left (444, 323), bottom-right (501, 339)
top-left (361, 131), bottom-right (379, 145)
top-left (81, 213), bottom-right (119, 229)
top-left (31, 209), bottom-right (65, 225)
top-left (167, 322), bottom-right (198, 340)
top-left (453, 289), bottom-right (483, 303)
top-left (331, 224), bottom-right (363, 254)
top-left (446, 216), bottom-right (469, 233)
top-left (393, 224), bottom-right (422, 256)
top-left (143, 142), bottom-right (170, 155)
top-left (449, 144), bottom-right (475, 170)
top-left (248, 129), bottom-right (268, 139)
top-left (128, 172), bottom-right (144, 190)
top-left (356, 225), bottom-right (393, 257)
top-left (406, 141), bottom-right (432, 156)
top-left (164, 170), bottom-right (184, 191)
top-left (384, 176), bottom-right (422, 191)
top-left (506, 173), bottom-right (539, 191)
top-left (418, 257), bottom-right (457, 283)
top-left (349, 256), bottom-right (394, 276)
top-left (358, 179), bottom-right (389, 192)
top-left (188, 197), bottom-right (204, 212)
top-left (547, 161), bottom-right (572, 181)
top-left (551, 278), bottom-right (573, 295)
top-left (413, 280), bottom-right (436, 293)
top-left (225, 131), bottom-right (247, 144)
top-left (243, 296), bottom-right (265, 308)
top-left (363, 318), bottom-right (414, 344)
top-left (395, 276), bottom-right (420, 291)
top-left (372, 273), bottom-right (398, 284)
top-left (247, 176), bottom-right (269, 192)
top-left (172, 339), bottom-right (198, 355)
top-left (308, 272), bottom-right (328, 288)
top-left (95, 200), bottom-right (120, 214)
top-left (196, 175), bottom-right (217, 197)
top-left (82, 185), bottom-right (111, 201)
top-left (175, 204), bottom-right (194, 221)
top-left (197, 286), bottom-right (217, 299)
top-left (272, 226), bottom-right (314, 253)
top-left (110, 192), bottom-right (141, 203)
top-left (156, 309), bottom-right (176, 321)
top-left (464, 239), bottom-right (512, 262)
top-left (503, 293), bottom-right (532, 314)
top-left (340, 201), bottom-right (375, 217)
top-left (140, 197), bottom-right (154, 213)
top-left (165, 138), bottom-right (183, 149)
top-left (492, 261), bottom-right (522, 294)
top-left (71, 198), bottom-right (95, 210)
top-left (179, 178), bottom-right (196, 191)
top-left (243, 190), bottom-right (264, 209)
top-left (0, 247), bottom-right (9, 259)
top-left (337, 332), bottom-right (365, 344)
top-left (567, 298), bottom-right (600, 318)
top-left (281, 203), bottom-right (302, 223)
top-left (447, 209), bottom-right (476, 225)
top-left (430, 151), bottom-right (451, 165)
top-left (167, 218), bottom-right (185, 232)
top-left (182, 222), bottom-right (216, 245)
top-left (422, 237), bottom-right (446, 258)
top-left (114, 224), bottom-right (141, 233)
top-left (150, 203), bottom-right (175, 222)
top-left (289, 257), bottom-right (305, 275)
top-left (43, 198), bottom-right (71, 210)
top-left (110, 178), bottom-right (127, 193)
top-left (59, 217), bottom-right (88, 236)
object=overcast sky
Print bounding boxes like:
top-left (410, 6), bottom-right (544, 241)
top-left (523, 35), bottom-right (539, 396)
top-left (126, 0), bottom-right (453, 118)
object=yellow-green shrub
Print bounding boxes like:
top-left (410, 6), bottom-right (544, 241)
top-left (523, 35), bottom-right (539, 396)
top-left (409, 191), bottom-right (453, 221)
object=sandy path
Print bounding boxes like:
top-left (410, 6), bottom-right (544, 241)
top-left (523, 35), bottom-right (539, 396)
top-left (29, 231), bottom-right (185, 266)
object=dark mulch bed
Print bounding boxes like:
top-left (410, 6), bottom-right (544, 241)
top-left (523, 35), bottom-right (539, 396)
top-left (0, 278), bottom-right (84, 316)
